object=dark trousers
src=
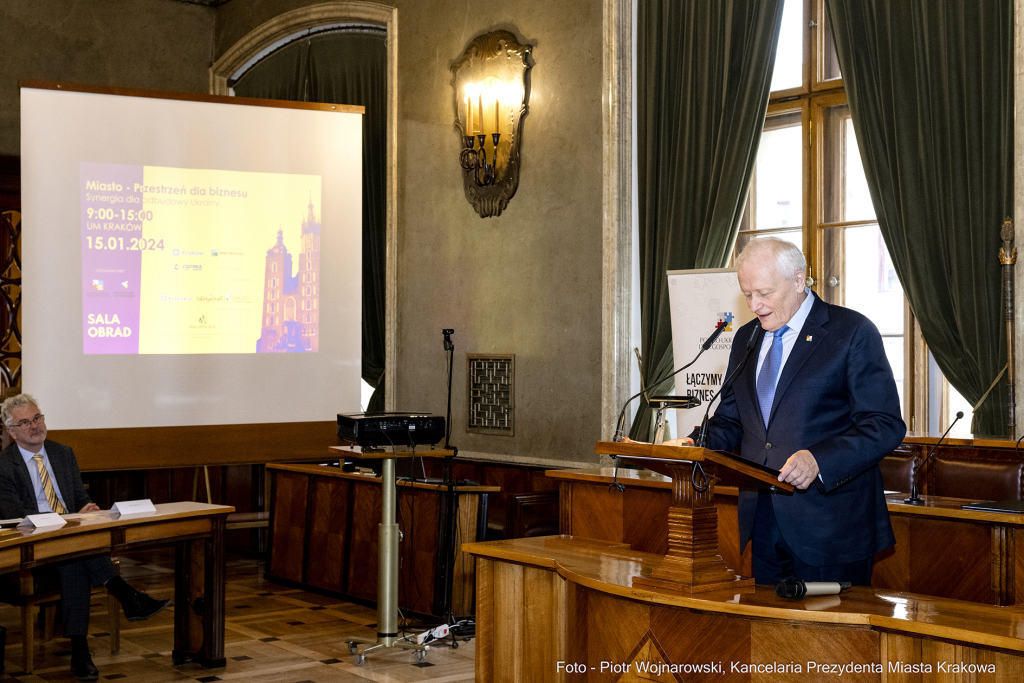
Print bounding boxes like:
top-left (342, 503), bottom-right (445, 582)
top-left (751, 491), bottom-right (873, 586)
top-left (57, 555), bottom-right (117, 636)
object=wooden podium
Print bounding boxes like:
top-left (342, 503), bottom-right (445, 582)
top-left (595, 440), bottom-right (793, 594)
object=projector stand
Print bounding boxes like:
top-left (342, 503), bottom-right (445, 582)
top-left (332, 444), bottom-right (454, 666)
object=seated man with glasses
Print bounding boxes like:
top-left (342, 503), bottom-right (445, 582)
top-left (0, 393), bottom-right (171, 681)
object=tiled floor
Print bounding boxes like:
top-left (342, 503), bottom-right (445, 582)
top-left (1, 549), bottom-right (475, 682)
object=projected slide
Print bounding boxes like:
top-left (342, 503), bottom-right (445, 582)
top-left (80, 163), bottom-right (322, 355)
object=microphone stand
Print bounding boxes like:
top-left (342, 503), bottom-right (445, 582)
top-left (695, 324), bottom-right (764, 448)
top-left (905, 411), bottom-right (963, 505)
top-left (436, 329), bottom-right (467, 645)
top-left (612, 321), bottom-right (728, 443)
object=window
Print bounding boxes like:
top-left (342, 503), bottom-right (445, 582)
top-left (733, 0), bottom-right (953, 429)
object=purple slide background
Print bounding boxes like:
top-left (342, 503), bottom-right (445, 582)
top-left (80, 163), bottom-right (143, 354)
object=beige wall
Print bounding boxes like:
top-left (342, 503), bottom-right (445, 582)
top-left (0, 0), bottom-right (214, 155)
top-left (218, 0), bottom-right (606, 465)
top-left (2, 0), bottom-right (607, 465)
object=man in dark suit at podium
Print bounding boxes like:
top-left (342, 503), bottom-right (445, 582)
top-left (0, 393), bottom-right (170, 681)
top-left (674, 237), bottom-right (905, 586)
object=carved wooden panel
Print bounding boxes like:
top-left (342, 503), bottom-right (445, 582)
top-left (267, 470), bottom-right (309, 582)
top-left (907, 517), bottom-right (991, 603)
top-left (872, 515), bottom-right (911, 592)
top-left (307, 476), bottom-right (351, 593)
top-left (623, 487), bottom-right (670, 555)
top-left (570, 484), bottom-right (624, 543)
top-left (0, 209), bottom-right (21, 391)
top-left (398, 486), bottom-right (438, 615)
top-left (347, 481), bottom-right (381, 602)
top-left (751, 621), bottom-right (879, 682)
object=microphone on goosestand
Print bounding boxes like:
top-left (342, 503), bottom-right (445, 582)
top-left (611, 321), bottom-right (727, 442)
top-left (695, 324), bottom-right (764, 448)
top-left (904, 410), bottom-right (963, 505)
top-left (775, 578), bottom-right (852, 600)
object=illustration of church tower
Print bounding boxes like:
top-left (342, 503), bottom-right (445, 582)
top-left (256, 196), bottom-right (320, 353)
top-left (297, 197), bottom-right (321, 351)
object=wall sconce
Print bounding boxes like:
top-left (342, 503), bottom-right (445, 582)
top-left (451, 31), bottom-right (532, 218)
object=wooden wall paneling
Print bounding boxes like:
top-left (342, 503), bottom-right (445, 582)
top-left (475, 558), bottom-right (494, 683)
top-left (1016, 528), bottom-right (1024, 606)
top-left (483, 466), bottom-right (532, 538)
top-left (873, 515), bottom-right (911, 592)
top-left (750, 621), bottom-right (879, 683)
top-left (919, 639), bottom-right (964, 683)
top-left (978, 648), bottom-right (1024, 681)
top-left (50, 421), bottom-right (344, 471)
top-left (531, 469), bottom-right (559, 492)
top-left (145, 469), bottom-right (173, 504)
top-left (306, 476), bottom-right (352, 594)
top-left (224, 465), bottom-right (252, 511)
top-left (908, 517), bottom-right (992, 603)
top-left (564, 580), bottom-right (587, 682)
top-left (522, 566), bottom-right (558, 680)
top-left (552, 573), bottom-right (566, 683)
top-left (585, 588), bottom-right (650, 680)
top-left (622, 486), bottom-right (669, 555)
top-left (492, 561), bottom-right (524, 683)
top-left (401, 487), bottom-right (436, 615)
top-left (649, 603), bottom-right (750, 678)
top-left (451, 493), bottom-right (480, 616)
top-left (569, 483), bottom-right (624, 543)
top-left (559, 481), bottom-right (572, 535)
top-left (267, 470), bottom-right (309, 582)
top-left (879, 632), bottom-right (920, 683)
top-left (347, 481), bottom-right (382, 602)
top-left (992, 525), bottom-right (1016, 606)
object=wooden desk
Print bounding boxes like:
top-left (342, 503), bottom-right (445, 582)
top-left (266, 463), bottom-right (498, 616)
top-left (550, 467), bottom-right (1024, 605)
top-left (0, 502), bottom-right (234, 668)
top-left (464, 536), bottom-right (1024, 682)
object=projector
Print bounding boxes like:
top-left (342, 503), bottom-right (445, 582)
top-left (337, 412), bottom-right (446, 448)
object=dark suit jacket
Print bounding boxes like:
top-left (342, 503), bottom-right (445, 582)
top-left (0, 440), bottom-right (93, 519)
top-left (701, 293), bottom-right (905, 566)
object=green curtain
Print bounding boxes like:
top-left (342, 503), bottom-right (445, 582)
top-left (632, 0), bottom-right (785, 438)
top-left (824, 1), bottom-right (1013, 435)
top-left (234, 31), bottom-right (388, 410)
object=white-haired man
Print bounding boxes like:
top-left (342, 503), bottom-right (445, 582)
top-left (672, 237), bottom-right (905, 586)
top-left (0, 394), bottom-right (170, 681)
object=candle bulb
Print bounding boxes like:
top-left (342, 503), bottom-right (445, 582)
top-left (464, 95), bottom-right (471, 134)
top-left (494, 98), bottom-right (499, 134)
top-left (478, 93), bottom-right (483, 134)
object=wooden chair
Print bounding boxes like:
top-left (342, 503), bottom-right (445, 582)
top-left (1, 566), bottom-right (121, 673)
top-left (505, 491), bottom-right (559, 539)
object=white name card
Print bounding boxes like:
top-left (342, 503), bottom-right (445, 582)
top-left (110, 499), bottom-right (157, 515)
top-left (18, 513), bottom-right (66, 529)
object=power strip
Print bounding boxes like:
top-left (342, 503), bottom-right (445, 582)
top-left (415, 624), bottom-right (450, 645)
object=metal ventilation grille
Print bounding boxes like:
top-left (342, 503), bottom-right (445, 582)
top-left (467, 354), bottom-right (514, 435)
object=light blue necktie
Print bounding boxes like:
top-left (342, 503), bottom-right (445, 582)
top-left (756, 325), bottom-right (789, 428)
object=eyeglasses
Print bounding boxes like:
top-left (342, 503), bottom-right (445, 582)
top-left (10, 414), bottom-right (44, 430)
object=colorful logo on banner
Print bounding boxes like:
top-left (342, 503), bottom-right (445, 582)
top-left (716, 311), bottom-right (735, 331)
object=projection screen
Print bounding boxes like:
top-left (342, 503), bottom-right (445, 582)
top-left (20, 83), bottom-right (362, 462)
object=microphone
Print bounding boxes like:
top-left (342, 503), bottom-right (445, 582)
top-left (611, 321), bottom-right (726, 442)
top-left (695, 323), bottom-right (764, 448)
top-left (775, 578), bottom-right (852, 600)
top-left (701, 320), bottom-right (728, 351)
top-left (904, 410), bottom-right (963, 505)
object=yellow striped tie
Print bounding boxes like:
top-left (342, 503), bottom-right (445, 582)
top-left (32, 454), bottom-right (66, 514)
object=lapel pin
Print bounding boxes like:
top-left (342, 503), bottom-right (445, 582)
top-left (805, 335), bottom-right (813, 341)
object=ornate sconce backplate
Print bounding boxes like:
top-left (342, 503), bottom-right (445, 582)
top-left (451, 31), bottom-right (532, 218)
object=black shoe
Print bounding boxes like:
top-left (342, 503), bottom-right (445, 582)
top-left (122, 591), bottom-right (172, 622)
top-left (71, 648), bottom-right (99, 682)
